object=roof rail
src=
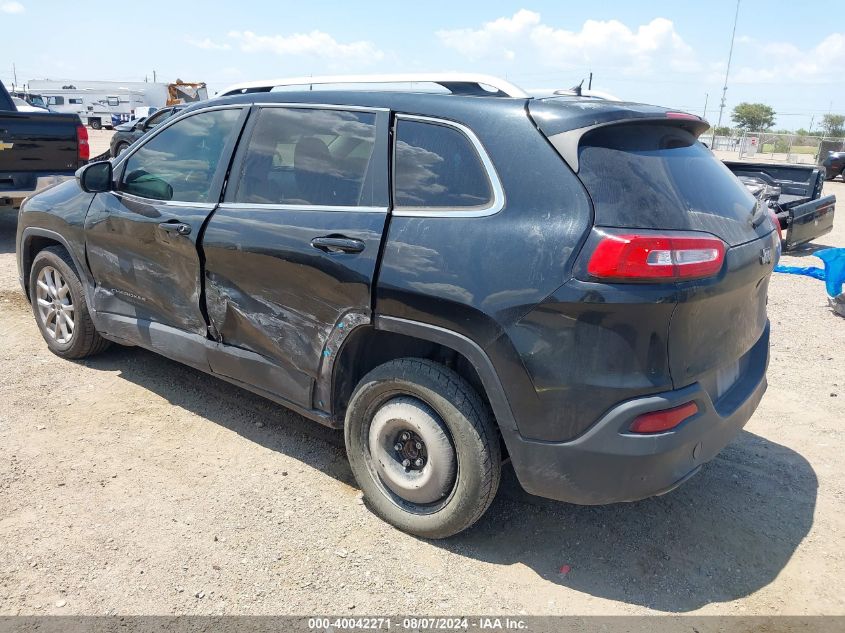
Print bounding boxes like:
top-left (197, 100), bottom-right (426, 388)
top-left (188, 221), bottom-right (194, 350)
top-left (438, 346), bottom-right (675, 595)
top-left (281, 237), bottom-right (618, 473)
top-left (218, 73), bottom-right (530, 99)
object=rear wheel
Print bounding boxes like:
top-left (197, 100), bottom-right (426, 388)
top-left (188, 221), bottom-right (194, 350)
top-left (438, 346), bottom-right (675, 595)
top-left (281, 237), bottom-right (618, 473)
top-left (345, 358), bottom-right (501, 538)
top-left (29, 247), bottom-right (110, 359)
top-left (89, 118), bottom-right (102, 130)
top-left (115, 141), bottom-right (130, 156)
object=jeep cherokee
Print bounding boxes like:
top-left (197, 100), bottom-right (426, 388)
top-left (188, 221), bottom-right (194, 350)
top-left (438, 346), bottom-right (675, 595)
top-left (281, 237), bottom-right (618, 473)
top-left (16, 74), bottom-right (777, 538)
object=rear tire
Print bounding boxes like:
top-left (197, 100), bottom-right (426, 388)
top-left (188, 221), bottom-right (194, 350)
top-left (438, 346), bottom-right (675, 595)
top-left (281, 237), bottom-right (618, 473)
top-left (345, 358), bottom-right (501, 538)
top-left (115, 141), bottom-right (130, 156)
top-left (29, 246), bottom-right (110, 359)
top-left (89, 118), bottom-right (102, 130)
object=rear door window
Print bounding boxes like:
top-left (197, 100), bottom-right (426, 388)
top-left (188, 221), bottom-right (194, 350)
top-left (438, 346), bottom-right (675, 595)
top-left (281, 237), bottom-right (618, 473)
top-left (120, 108), bottom-right (242, 203)
top-left (233, 107), bottom-right (377, 207)
top-left (393, 119), bottom-right (492, 210)
top-left (577, 124), bottom-right (765, 245)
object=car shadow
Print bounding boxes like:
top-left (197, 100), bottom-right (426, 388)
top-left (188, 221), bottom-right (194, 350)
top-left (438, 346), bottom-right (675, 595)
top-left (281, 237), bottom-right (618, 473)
top-left (82, 344), bottom-right (817, 613)
top-left (782, 242), bottom-right (836, 258)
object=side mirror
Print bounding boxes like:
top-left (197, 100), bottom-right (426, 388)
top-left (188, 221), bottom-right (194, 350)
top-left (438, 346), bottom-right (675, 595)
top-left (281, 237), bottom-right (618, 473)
top-left (76, 161), bottom-right (113, 193)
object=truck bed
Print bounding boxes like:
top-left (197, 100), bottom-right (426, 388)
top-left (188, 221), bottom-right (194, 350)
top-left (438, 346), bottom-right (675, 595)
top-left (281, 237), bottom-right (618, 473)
top-left (724, 161), bottom-right (836, 250)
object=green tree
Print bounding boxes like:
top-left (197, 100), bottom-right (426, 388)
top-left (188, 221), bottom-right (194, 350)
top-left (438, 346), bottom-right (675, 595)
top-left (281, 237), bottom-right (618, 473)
top-left (731, 102), bottom-right (776, 131)
top-left (820, 114), bottom-right (845, 137)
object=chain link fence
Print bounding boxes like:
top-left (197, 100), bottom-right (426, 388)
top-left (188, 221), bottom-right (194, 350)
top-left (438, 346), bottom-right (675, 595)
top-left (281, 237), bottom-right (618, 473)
top-left (710, 131), bottom-right (845, 165)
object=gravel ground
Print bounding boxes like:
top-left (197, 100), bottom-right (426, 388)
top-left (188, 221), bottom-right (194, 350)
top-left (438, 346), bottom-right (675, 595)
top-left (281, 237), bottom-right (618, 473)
top-left (0, 177), bottom-right (843, 616)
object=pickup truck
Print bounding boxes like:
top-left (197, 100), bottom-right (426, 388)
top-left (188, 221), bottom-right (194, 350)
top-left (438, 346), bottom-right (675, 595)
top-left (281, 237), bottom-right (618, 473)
top-left (725, 161), bottom-right (836, 250)
top-left (1, 80), bottom-right (89, 209)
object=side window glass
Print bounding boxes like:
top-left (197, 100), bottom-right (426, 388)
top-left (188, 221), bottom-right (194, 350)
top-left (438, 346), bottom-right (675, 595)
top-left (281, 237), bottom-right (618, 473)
top-left (394, 119), bottom-right (492, 209)
top-left (120, 108), bottom-right (242, 203)
top-left (107, 96), bottom-right (120, 107)
top-left (145, 109), bottom-right (170, 128)
top-left (234, 108), bottom-right (377, 206)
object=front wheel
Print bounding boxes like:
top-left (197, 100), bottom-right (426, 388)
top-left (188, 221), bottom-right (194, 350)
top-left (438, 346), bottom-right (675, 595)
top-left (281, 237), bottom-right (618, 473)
top-left (345, 358), bottom-right (501, 538)
top-left (29, 247), bottom-right (110, 359)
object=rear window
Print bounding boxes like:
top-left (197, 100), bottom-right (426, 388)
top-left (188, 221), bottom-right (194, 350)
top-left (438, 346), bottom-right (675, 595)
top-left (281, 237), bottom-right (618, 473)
top-left (578, 124), bottom-right (758, 239)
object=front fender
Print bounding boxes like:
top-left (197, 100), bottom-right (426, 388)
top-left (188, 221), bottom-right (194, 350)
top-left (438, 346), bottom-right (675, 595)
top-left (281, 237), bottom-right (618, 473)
top-left (16, 179), bottom-right (96, 296)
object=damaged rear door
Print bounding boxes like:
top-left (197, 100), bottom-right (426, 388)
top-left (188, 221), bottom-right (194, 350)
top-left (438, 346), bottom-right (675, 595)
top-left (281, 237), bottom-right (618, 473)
top-left (85, 106), bottom-right (247, 344)
top-left (201, 105), bottom-right (389, 410)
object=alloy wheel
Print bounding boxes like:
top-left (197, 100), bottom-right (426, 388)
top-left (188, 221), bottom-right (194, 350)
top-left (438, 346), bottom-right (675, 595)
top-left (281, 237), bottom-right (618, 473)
top-left (35, 266), bottom-right (75, 344)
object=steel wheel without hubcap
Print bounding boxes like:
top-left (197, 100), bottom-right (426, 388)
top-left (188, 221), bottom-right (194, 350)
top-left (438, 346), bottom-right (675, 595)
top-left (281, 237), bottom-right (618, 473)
top-left (35, 266), bottom-right (75, 344)
top-left (368, 396), bottom-right (457, 507)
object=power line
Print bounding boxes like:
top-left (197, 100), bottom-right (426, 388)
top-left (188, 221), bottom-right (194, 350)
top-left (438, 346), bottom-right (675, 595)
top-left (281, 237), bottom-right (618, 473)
top-left (711, 0), bottom-right (741, 146)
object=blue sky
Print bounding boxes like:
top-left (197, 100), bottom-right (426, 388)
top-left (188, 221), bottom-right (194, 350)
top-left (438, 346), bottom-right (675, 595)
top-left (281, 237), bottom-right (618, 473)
top-left (2, 0), bottom-right (842, 130)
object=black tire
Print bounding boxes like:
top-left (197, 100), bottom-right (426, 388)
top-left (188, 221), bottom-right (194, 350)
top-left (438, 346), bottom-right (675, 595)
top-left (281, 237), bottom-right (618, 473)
top-left (89, 118), bottom-right (102, 130)
top-left (345, 358), bottom-right (501, 538)
top-left (115, 141), bottom-right (130, 157)
top-left (29, 246), bottom-right (110, 359)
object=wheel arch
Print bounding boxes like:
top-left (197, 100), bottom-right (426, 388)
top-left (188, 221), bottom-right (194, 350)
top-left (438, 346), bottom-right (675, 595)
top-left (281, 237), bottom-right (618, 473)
top-left (328, 315), bottom-right (519, 441)
top-left (19, 228), bottom-right (91, 301)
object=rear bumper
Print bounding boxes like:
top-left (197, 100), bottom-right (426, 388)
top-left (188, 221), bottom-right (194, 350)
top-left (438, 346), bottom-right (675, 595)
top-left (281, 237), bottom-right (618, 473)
top-left (506, 323), bottom-right (769, 505)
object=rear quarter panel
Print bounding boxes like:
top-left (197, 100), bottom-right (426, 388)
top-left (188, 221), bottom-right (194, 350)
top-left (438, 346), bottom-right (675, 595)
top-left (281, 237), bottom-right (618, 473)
top-left (375, 100), bottom-right (594, 437)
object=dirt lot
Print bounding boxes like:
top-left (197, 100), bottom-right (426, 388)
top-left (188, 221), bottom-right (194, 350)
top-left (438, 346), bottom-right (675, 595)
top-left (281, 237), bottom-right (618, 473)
top-left (0, 172), bottom-right (843, 616)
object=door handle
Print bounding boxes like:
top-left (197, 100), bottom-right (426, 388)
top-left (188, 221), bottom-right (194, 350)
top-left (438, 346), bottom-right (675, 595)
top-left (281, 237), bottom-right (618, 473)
top-left (158, 221), bottom-right (192, 236)
top-left (310, 236), bottom-right (365, 254)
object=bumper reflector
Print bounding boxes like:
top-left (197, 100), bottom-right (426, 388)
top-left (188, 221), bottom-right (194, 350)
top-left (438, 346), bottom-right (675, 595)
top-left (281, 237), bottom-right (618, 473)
top-left (629, 401), bottom-right (699, 434)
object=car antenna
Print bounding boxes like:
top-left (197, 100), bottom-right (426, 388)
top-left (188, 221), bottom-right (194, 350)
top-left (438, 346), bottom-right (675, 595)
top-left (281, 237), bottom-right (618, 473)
top-left (570, 79), bottom-right (584, 96)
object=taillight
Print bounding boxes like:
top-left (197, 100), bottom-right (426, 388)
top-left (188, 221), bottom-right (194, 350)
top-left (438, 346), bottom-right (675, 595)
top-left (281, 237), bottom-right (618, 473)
top-left (630, 402), bottom-right (699, 434)
top-left (768, 209), bottom-right (783, 242)
top-left (666, 112), bottom-right (700, 121)
top-left (587, 233), bottom-right (726, 282)
top-left (76, 124), bottom-right (90, 163)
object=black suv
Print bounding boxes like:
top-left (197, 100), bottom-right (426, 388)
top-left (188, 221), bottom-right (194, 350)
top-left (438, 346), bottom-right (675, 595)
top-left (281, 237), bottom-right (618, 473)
top-left (15, 75), bottom-right (776, 538)
top-left (109, 105), bottom-right (187, 157)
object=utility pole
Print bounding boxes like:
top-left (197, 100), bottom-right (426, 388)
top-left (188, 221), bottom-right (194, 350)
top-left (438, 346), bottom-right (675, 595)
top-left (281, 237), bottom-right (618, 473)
top-left (711, 0), bottom-right (741, 147)
top-left (703, 92), bottom-right (709, 119)
top-left (153, 69), bottom-right (157, 83)
top-left (12, 62), bottom-right (17, 91)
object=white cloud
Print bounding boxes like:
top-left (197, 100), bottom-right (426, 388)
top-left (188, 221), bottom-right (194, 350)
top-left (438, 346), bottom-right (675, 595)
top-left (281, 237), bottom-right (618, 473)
top-left (436, 10), bottom-right (698, 74)
top-left (1, 2), bottom-right (25, 14)
top-left (186, 37), bottom-right (231, 51)
top-left (730, 32), bottom-right (845, 84)
top-left (227, 30), bottom-right (383, 64)
top-left (436, 9), bottom-right (541, 60)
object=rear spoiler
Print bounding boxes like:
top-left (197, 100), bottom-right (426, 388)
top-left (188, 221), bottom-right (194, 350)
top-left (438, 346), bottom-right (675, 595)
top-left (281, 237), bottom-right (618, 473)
top-left (529, 99), bottom-right (709, 172)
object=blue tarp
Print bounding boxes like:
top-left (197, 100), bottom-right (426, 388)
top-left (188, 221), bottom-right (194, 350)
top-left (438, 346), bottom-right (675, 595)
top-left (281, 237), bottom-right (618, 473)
top-left (774, 248), bottom-right (845, 298)
top-left (774, 264), bottom-right (826, 281)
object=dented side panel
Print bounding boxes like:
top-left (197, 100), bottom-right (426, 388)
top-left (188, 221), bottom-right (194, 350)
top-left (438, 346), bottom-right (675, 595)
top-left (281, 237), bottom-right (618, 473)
top-left (201, 206), bottom-right (388, 409)
top-left (84, 192), bottom-right (215, 336)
